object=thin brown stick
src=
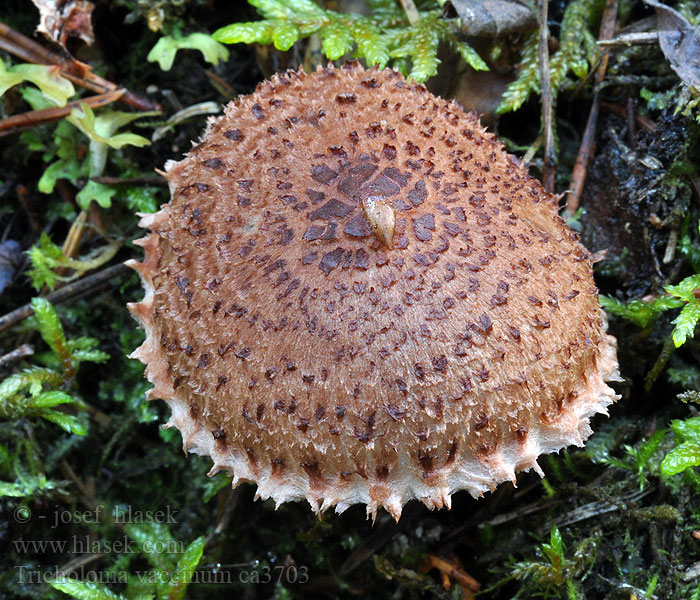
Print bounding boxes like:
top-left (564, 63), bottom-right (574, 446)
top-left (690, 176), bottom-right (700, 204)
top-left (564, 0), bottom-right (619, 215)
top-left (598, 31), bottom-right (658, 47)
top-left (626, 96), bottom-right (637, 148)
top-left (60, 457), bottom-right (97, 508)
top-left (421, 555), bottom-right (480, 594)
top-left (0, 90), bottom-right (125, 137)
top-left (84, 402), bottom-right (113, 428)
top-left (538, 0), bottom-right (555, 193)
top-left (399, 0), bottom-right (420, 25)
top-left (600, 101), bottom-right (655, 131)
top-left (91, 175), bottom-right (168, 187)
top-left (53, 210), bottom-right (93, 284)
top-left (0, 20), bottom-right (62, 68)
top-left (0, 20), bottom-right (159, 111)
top-left (204, 69), bottom-right (236, 99)
top-left (204, 489), bottom-right (241, 551)
top-left (0, 25), bottom-right (105, 95)
top-left (16, 184), bottom-right (40, 234)
top-left (565, 96), bottom-right (600, 215)
top-left (0, 263), bottom-right (128, 333)
top-left (0, 344), bottom-right (34, 367)
top-left (55, 553), bottom-right (106, 578)
top-left (61, 210), bottom-right (88, 260)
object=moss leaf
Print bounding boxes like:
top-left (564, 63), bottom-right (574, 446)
top-left (50, 579), bottom-right (128, 600)
top-left (671, 300), bottom-right (700, 347)
top-left (661, 441), bottom-right (700, 477)
top-left (147, 33), bottom-right (229, 71)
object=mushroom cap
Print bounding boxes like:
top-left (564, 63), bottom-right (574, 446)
top-left (128, 63), bottom-right (620, 520)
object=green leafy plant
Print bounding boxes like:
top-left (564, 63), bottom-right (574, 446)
top-left (601, 217), bottom-right (700, 486)
top-left (598, 294), bottom-right (682, 330)
top-left (212, 0), bottom-right (487, 83)
top-left (497, 0), bottom-right (600, 114)
top-left (0, 298), bottom-right (109, 497)
top-left (661, 416), bottom-right (700, 478)
top-left (50, 521), bottom-right (206, 600)
top-left (600, 272), bottom-right (700, 348)
top-left (32, 117), bottom-right (83, 196)
top-left (26, 232), bottom-right (119, 291)
top-left (30, 297), bottom-right (109, 374)
top-left (597, 429), bottom-right (668, 490)
top-left (148, 32), bottom-right (230, 70)
top-left (0, 472), bottom-right (66, 499)
top-left (641, 86), bottom-right (700, 125)
top-left (0, 59), bottom-right (75, 106)
top-left (50, 581), bottom-right (127, 600)
top-left (66, 104), bottom-right (153, 151)
top-left (666, 275), bottom-right (700, 347)
top-left (20, 86), bottom-right (158, 211)
top-left (510, 527), bottom-right (591, 599)
top-left (601, 219), bottom-right (700, 349)
top-left (66, 103), bottom-right (158, 209)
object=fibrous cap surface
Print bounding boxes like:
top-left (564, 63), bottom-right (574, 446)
top-left (128, 62), bottom-right (620, 520)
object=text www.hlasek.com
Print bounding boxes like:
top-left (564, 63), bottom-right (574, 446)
top-left (14, 535), bottom-right (183, 555)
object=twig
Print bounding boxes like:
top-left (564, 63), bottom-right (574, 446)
top-left (0, 20), bottom-right (159, 111)
top-left (61, 210), bottom-right (88, 260)
top-left (626, 97), bottom-right (637, 147)
top-left (543, 488), bottom-right (652, 531)
top-left (60, 457), bottom-right (97, 509)
top-left (84, 402), bottom-right (113, 428)
top-left (399, 0), bottom-right (420, 25)
top-left (690, 176), bottom-right (700, 204)
top-left (91, 175), bottom-right (168, 187)
top-left (645, 334), bottom-right (675, 390)
top-left (204, 488), bottom-right (241, 551)
top-left (479, 498), bottom-right (558, 528)
top-left (537, 0), bottom-right (555, 193)
top-left (0, 20), bottom-right (62, 69)
top-left (597, 74), bottom-right (677, 90)
top-left (663, 228), bottom-right (678, 264)
top-left (55, 553), bottom-right (106, 578)
top-left (16, 184), bottom-right (40, 234)
top-left (151, 101), bottom-right (221, 142)
top-left (617, 15), bottom-right (656, 35)
top-left (420, 555), bottom-right (480, 596)
top-left (564, 0), bottom-right (619, 216)
top-left (598, 31), bottom-right (658, 47)
top-left (522, 134), bottom-right (543, 166)
top-left (600, 101), bottom-right (656, 131)
top-left (204, 69), bottom-right (237, 99)
top-left (597, 575), bottom-right (659, 600)
top-left (339, 505), bottom-right (421, 576)
top-left (37, 203), bottom-right (120, 290)
top-left (0, 90), bottom-right (125, 138)
top-left (0, 263), bottom-right (128, 333)
top-left (0, 344), bottom-right (34, 367)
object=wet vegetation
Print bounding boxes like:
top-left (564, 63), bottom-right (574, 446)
top-left (1, 0), bottom-right (700, 598)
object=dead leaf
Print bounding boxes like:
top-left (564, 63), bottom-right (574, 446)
top-left (645, 0), bottom-right (700, 90)
top-left (448, 0), bottom-right (535, 37)
top-left (31, 0), bottom-right (95, 48)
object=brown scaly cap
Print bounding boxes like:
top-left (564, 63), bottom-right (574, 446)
top-left (127, 62), bottom-right (620, 521)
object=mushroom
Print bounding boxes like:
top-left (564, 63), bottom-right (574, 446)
top-left (128, 62), bottom-right (620, 520)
